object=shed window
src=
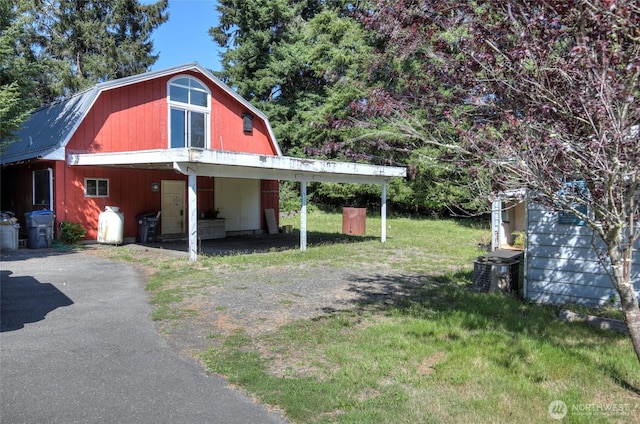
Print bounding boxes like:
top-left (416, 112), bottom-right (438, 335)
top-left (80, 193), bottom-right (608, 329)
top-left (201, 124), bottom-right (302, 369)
top-left (85, 178), bottom-right (109, 197)
top-left (558, 205), bottom-right (588, 225)
top-left (558, 180), bottom-right (589, 226)
top-left (168, 76), bottom-right (210, 149)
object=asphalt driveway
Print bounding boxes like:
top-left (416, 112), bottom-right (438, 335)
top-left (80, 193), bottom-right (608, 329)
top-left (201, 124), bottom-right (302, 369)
top-left (0, 248), bottom-right (286, 424)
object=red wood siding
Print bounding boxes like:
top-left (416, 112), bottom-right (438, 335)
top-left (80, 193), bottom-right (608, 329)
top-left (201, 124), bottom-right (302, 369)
top-left (260, 180), bottom-right (280, 230)
top-left (66, 70), bottom-right (279, 156)
top-left (59, 167), bottom-right (187, 239)
top-left (2, 164), bottom-right (280, 241)
top-left (68, 79), bottom-right (167, 153)
top-left (209, 89), bottom-right (276, 155)
top-left (197, 176), bottom-right (216, 217)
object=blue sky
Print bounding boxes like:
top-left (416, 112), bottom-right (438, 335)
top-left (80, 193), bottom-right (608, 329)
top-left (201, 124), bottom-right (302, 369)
top-left (147, 0), bottom-right (224, 72)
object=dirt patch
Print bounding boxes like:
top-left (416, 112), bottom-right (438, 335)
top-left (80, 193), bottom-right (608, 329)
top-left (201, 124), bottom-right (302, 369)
top-left (417, 352), bottom-right (447, 375)
top-left (152, 263), bottom-right (435, 363)
top-left (157, 264), bottom-right (380, 358)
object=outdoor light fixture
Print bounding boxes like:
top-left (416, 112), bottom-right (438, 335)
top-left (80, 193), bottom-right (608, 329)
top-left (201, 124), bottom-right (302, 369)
top-left (151, 182), bottom-right (160, 192)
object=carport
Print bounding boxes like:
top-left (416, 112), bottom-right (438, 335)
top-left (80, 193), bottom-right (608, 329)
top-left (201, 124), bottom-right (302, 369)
top-left (68, 148), bottom-right (406, 261)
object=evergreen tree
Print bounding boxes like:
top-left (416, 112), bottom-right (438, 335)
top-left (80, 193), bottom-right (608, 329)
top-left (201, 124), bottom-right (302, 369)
top-left (212, 1), bottom-right (479, 215)
top-left (20, 0), bottom-right (168, 100)
top-left (0, 0), bottom-right (38, 144)
top-left (210, 0), bottom-right (371, 156)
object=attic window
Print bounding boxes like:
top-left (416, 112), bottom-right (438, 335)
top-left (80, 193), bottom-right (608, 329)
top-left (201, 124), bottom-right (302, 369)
top-left (168, 76), bottom-right (210, 149)
top-left (243, 113), bottom-right (253, 133)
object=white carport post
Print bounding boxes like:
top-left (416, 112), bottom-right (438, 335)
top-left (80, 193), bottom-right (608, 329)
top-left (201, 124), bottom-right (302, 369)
top-left (188, 168), bottom-right (198, 262)
top-left (381, 182), bottom-right (387, 243)
top-left (300, 180), bottom-right (307, 251)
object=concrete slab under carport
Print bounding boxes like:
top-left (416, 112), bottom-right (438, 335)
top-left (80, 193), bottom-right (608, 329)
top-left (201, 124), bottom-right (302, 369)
top-left (128, 230), bottom-right (377, 258)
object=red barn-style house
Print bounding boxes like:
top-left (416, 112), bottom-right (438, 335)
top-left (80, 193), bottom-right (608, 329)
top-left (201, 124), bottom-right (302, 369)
top-left (1, 63), bottom-right (405, 260)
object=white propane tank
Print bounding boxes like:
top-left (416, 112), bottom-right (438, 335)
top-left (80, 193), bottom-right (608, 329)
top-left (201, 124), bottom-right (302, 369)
top-left (97, 206), bottom-right (124, 244)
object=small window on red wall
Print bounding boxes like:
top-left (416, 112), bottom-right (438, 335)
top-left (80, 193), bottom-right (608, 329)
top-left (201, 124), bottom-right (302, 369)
top-left (85, 178), bottom-right (109, 197)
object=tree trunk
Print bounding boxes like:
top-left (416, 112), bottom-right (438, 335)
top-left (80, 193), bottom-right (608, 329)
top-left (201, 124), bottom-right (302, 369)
top-left (619, 282), bottom-right (640, 364)
top-left (609, 239), bottom-right (640, 364)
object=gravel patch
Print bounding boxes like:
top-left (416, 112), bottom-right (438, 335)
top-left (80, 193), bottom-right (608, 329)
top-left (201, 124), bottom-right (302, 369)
top-left (158, 264), bottom-right (427, 360)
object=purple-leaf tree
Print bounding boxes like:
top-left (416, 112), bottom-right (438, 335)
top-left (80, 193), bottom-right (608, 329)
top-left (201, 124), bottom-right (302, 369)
top-left (363, 0), bottom-right (640, 361)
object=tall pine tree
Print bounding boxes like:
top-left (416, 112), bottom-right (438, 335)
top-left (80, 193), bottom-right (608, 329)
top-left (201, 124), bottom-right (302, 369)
top-left (210, 0), bottom-right (371, 156)
top-left (20, 0), bottom-right (168, 100)
top-left (0, 0), bottom-right (39, 143)
top-left (210, 1), bottom-right (473, 215)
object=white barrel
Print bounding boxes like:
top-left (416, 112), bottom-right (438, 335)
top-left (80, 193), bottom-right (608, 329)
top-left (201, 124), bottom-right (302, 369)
top-left (97, 206), bottom-right (124, 244)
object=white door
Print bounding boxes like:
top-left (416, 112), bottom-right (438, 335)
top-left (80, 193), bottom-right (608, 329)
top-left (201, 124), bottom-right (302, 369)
top-left (214, 178), bottom-right (260, 232)
top-left (161, 180), bottom-right (185, 234)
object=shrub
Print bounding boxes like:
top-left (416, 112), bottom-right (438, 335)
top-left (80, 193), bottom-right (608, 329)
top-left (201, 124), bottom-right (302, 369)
top-left (512, 231), bottom-right (525, 249)
top-left (59, 221), bottom-right (86, 244)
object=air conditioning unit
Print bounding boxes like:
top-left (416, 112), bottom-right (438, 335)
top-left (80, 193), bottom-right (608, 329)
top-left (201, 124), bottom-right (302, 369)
top-left (473, 254), bottom-right (522, 294)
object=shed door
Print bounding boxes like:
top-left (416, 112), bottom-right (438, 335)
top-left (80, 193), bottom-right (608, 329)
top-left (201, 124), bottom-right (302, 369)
top-left (491, 199), bottom-right (502, 251)
top-left (161, 180), bottom-right (185, 234)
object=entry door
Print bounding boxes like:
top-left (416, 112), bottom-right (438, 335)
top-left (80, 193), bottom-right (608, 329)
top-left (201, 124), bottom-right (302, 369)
top-left (161, 180), bottom-right (185, 234)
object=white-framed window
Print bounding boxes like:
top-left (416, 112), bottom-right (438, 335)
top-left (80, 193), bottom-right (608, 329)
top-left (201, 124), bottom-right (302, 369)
top-left (85, 178), bottom-right (109, 197)
top-left (168, 76), bottom-right (210, 148)
top-left (33, 168), bottom-right (52, 207)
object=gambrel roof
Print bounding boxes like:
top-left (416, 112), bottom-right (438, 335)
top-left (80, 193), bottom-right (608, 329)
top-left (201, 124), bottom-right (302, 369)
top-left (2, 63), bottom-right (280, 165)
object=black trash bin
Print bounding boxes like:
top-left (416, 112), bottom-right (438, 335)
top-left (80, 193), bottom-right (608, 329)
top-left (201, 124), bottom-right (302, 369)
top-left (136, 212), bottom-right (159, 243)
top-left (24, 209), bottom-right (55, 249)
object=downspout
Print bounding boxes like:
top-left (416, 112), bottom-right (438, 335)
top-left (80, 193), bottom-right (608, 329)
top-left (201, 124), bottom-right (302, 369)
top-left (48, 168), bottom-right (54, 212)
top-left (522, 191), bottom-right (529, 299)
top-left (491, 198), bottom-right (502, 251)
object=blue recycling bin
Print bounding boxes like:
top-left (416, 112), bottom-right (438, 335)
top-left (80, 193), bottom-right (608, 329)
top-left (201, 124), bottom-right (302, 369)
top-left (24, 210), bottom-right (55, 249)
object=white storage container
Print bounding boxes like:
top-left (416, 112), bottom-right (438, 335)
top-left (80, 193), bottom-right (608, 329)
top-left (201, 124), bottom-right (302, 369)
top-left (97, 206), bottom-right (124, 244)
top-left (0, 223), bottom-right (20, 251)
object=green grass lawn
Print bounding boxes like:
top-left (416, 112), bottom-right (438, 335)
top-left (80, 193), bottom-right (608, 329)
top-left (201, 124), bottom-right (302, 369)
top-left (107, 211), bottom-right (639, 423)
top-left (278, 211), bottom-right (490, 273)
